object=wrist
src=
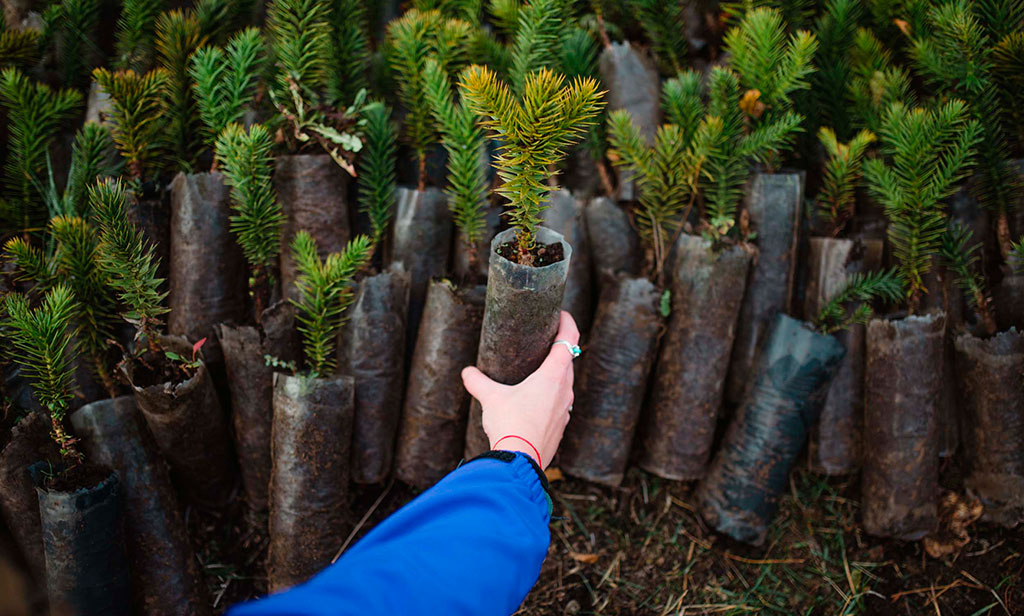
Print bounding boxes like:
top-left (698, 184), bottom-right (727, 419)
top-left (491, 435), bottom-right (542, 468)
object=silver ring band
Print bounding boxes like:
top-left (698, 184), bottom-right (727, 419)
top-left (554, 340), bottom-right (581, 359)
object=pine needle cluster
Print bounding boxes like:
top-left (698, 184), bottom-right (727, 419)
top-left (156, 9), bottom-right (206, 172)
top-left (815, 268), bottom-right (905, 334)
top-left (414, 0), bottom-right (484, 21)
top-left (628, 0), bottom-right (688, 76)
top-left (388, 9), bottom-right (474, 185)
top-left (940, 221), bottom-right (997, 335)
top-left (558, 26), bottom-right (608, 186)
top-left (3, 285), bottom-right (83, 466)
top-left (89, 178), bottom-right (168, 345)
top-left (42, 0), bottom-right (100, 88)
top-left (266, 0), bottom-right (331, 105)
top-left (847, 28), bottom-right (915, 134)
top-left (115, 0), bottom-right (163, 72)
top-left (327, 0), bottom-right (371, 106)
top-left (291, 232), bottom-right (373, 375)
top-left (910, 0), bottom-right (1018, 259)
top-left (215, 122), bottom-right (285, 316)
top-left (607, 70), bottom-right (711, 283)
top-left (0, 68), bottom-right (82, 230)
top-left (808, 0), bottom-right (862, 140)
top-left (424, 59), bottom-right (488, 261)
top-left (459, 65), bottom-right (603, 258)
top-left (194, 0), bottom-right (254, 45)
top-left (863, 100), bottom-right (982, 311)
top-left (357, 102), bottom-right (398, 247)
top-left (723, 6), bottom-right (818, 167)
top-left (0, 22), bottom-right (40, 70)
top-left (190, 27), bottom-right (265, 150)
top-left (92, 67), bottom-right (169, 183)
top-left (814, 127), bottom-right (876, 236)
top-left (992, 31), bottom-right (1024, 151)
top-left (43, 123), bottom-right (121, 219)
top-left (508, 0), bottom-right (563, 92)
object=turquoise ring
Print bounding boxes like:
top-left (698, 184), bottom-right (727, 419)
top-left (554, 340), bottom-right (582, 359)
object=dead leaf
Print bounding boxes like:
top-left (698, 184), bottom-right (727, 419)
top-left (923, 491), bottom-right (983, 559)
top-left (740, 89), bottom-right (765, 119)
top-left (569, 552), bottom-right (599, 564)
top-left (545, 467), bottom-right (564, 482)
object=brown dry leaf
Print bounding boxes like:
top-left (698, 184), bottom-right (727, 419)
top-left (545, 467), bottom-right (564, 482)
top-left (740, 89), bottom-right (765, 119)
top-left (923, 491), bottom-right (984, 559)
top-left (569, 552), bottom-right (599, 564)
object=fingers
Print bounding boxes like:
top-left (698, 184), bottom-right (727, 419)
top-left (461, 366), bottom-right (505, 402)
top-left (556, 311), bottom-right (580, 346)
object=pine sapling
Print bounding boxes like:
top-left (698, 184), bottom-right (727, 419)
top-left (63, 123), bottom-right (122, 218)
top-left (357, 102), bottom-right (398, 250)
top-left (940, 222), bottom-right (998, 336)
top-left (0, 22), bottom-right (40, 69)
top-left (290, 232), bottom-right (373, 376)
top-left (508, 0), bottom-right (564, 93)
top-left (807, 0), bottom-right (862, 140)
top-left (863, 100), bottom-right (982, 312)
top-left (991, 31), bottom-right (1024, 151)
top-left (215, 123), bottom-right (285, 321)
top-left (194, 0), bottom-right (254, 45)
top-left (115, 0), bottom-right (163, 72)
top-left (0, 68), bottom-right (82, 230)
top-left (327, 0), bottom-right (371, 106)
top-left (558, 26), bottom-right (613, 196)
top-left (92, 67), bottom-right (169, 185)
top-left (459, 65), bottom-right (603, 263)
top-left (423, 59), bottom-right (488, 274)
top-left (847, 28), bottom-right (915, 134)
top-left (814, 268), bottom-right (905, 334)
top-left (190, 27), bottom-right (265, 162)
top-left (41, 0), bottom-right (100, 88)
top-left (155, 9), bottom-right (206, 172)
top-left (723, 6), bottom-right (818, 169)
top-left (628, 0), bottom-right (688, 76)
top-left (814, 127), bottom-right (876, 236)
top-left (3, 285), bottom-right (84, 469)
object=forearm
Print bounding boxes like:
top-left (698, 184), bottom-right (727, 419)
top-left (230, 452), bottom-right (552, 616)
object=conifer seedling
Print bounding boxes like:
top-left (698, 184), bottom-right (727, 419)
top-left (628, 0), bottom-right (688, 76)
top-left (328, 0), bottom-right (371, 107)
top-left (215, 123), bottom-right (286, 320)
top-left (847, 28), bottom-right (915, 134)
top-left (155, 8), bottom-right (206, 172)
top-left (357, 102), bottom-right (398, 249)
top-left (115, 0), bottom-right (163, 72)
top-left (290, 232), bottom-right (373, 376)
top-left (3, 285), bottom-right (85, 469)
top-left (940, 222), bottom-right (998, 336)
top-left (459, 65), bottom-right (602, 264)
top-left (806, 0), bottom-right (862, 141)
top-left (0, 17), bottom-right (40, 69)
top-left (92, 67), bottom-right (169, 185)
top-left (0, 68), bottom-right (82, 230)
top-left (814, 127), bottom-right (876, 236)
top-left (44, 122), bottom-right (122, 219)
top-left (814, 268), bottom-right (905, 334)
top-left (863, 100), bottom-right (982, 312)
top-left (42, 0), bottom-right (100, 88)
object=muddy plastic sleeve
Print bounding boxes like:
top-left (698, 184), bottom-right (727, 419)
top-left (229, 453), bottom-right (551, 616)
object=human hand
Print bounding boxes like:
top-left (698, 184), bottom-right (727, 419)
top-left (461, 311), bottom-right (579, 469)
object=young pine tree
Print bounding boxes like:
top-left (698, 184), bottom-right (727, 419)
top-left (911, 0), bottom-right (1018, 261)
top-left (214, 123), bottom-right (285, 321)
top-left (91, 68), bottom-right (169, 185)
top-left (814, 127), bottom-right (877, 236)
top-left (3, 285), bottom-right (84, 468)
top-left (89, 178), bottom-right (169, 352)
top-left (992, 30), bottom-right (1024, 152)
top-left (41, 0), bottom-right (100, 88)
top-left (356, 102), bottom-right (398, 249)
top-left (423, 58), bottom-right (488, 273)
top-left (628, 0), bottom-right (688, 76)
top-left (459, 65), bottom-right (603, 264)
top-left (863, 100), bottom-right (983, 312)
top-left (40, 122), bottom-right (121, 219)
top-left (558, 26), bottom-right (613, 196)
top-left (115, 0), bottom-right (163, 72)
top-left (388, 9), bottom-right (474, 188)
top-left (847, 28), bottom-right (915, 134)
top-left (155, 9), bottom-right (206, 173)
top-left (606, 70), bottom-right (712, 284)
top-left (723, 6), bottom-right (818, 169)
top-left (0, 68), bottom-right (82, 231)
top-left (327, 0), bottom-right (371, 107)
top-left (807, 0), bottom-right (863, 141)
top-left (290, 232), bottom-right (373, 376)
top-left (940, 221), bottom-right (998, 335)
top-left (190, 27), bottom-right (265, 158)
top-left (508, 0), bottom-right (566, 93)
top-left (814, 269), bottom-right (906, 334)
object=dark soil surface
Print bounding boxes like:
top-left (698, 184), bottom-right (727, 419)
top-left (497, 240), bottom-right (565, 267)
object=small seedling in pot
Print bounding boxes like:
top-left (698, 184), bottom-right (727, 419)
top-left (939, 222), bottom-right (998, 336)
top-left (165, 337), bottom-right (207, 374)
top-left (2, 285), bottom-right (85, 474)
top-left (459, 64), bottom-right (603, 264)
top-left (863, 100), bottom-right (982, 313)
top-left (91, 67), bottom-right (169, 186)
top-left (814, 127), bottom-right (876, 237)
top-left (289, 232), bottom-right (373, 377)
top-left (815, 269), bottom-right (905, 334)
top-left (215, 123), bottom-right (286, 321)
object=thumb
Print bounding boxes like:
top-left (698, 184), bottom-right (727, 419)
top-left (461, 366), bottom-right (505, 402)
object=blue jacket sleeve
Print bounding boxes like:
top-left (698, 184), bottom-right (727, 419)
top-left (229, 452), bottom-right (552, 616)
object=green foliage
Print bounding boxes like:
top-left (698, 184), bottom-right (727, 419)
top-left (214, 123), bottom-right (285, 283)
top-left (327, 0), bottom-right (371, 106)
top-left (722, 0), bottom-right (818, 32)
top-left (156, 9), bottom-right (205, 173)
top-left (424, 60), bottom-right (488, 250)
top-left (911, 0), bottom-right (1016, 236)
top-left (2, 285), bottom-right (81, 463)
top-left (266, 0), bottom-right (332, 104)
top-left (628, 0), bottom-right (688, 76)
top-left (414, 0), bottom-right (483, 21)
top-left (190, 28), bottom-right (265, 149)
top-left (41, 122), bottom-right (121, 219)
top-left (700, 66), bottom-right (803, 238)
top-left (92, 68), bottom-right (169, 183)
top-left (291, 232), bottom-right (373, 375)
top-left (847, 28), bottom-right (915, 133)
top-left (4, 236), bottom-right (53, 284)
top-left (940, 221), bottom-right (995, 331)
top-left (992, 32), bottom-right (1024, 150)
top-left (89, 179), bottom-right (168, 338)
top-left (723, 7), bottom-right (817, 166)
top-left (357, 102), bottom-right (398, 246)
top-left (195, 0), bottom-right (254, 45)
top-left (509, 0), bottom-right (563, 93)
top-left (487, 0), bottom-right (522, 37)
top-left (459, 65), bottom-right (603, 254)
top-left (559, 27), bottom-right (605, 162)
top-left (972, 0), bottom-right (1024, 40)
top-left (42, 0), bottom-right (100, 88)
top-left (814, 127), bottom-right (877, 236)
top-left (115, 0), bottom-right (163, 71)
top-left (0, 26), bottom-right (40, 69)
top-left (815, 268), bottom-right (905, 334)
top-left (387, 9), bottom-right (474, 178)
top-left (1011, 238), bottom-right (1024, 271)
top-left (0, 68), bottom-right (82, 231)
top-left (862, 100), bottom-right (982, 309)
top-left (808, 0), bottom-right (863, 140)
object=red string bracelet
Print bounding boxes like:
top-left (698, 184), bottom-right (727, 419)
top-left (493, 435), bottom-right (542, 467)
